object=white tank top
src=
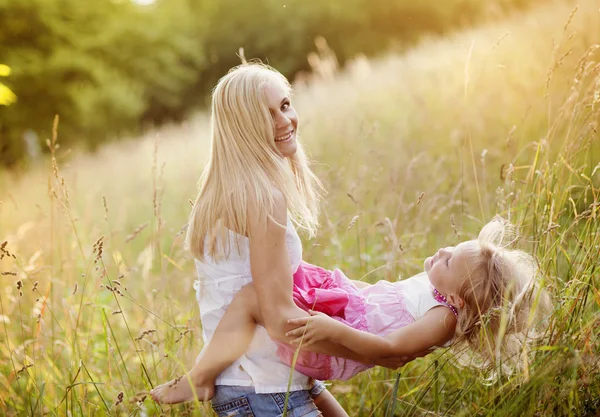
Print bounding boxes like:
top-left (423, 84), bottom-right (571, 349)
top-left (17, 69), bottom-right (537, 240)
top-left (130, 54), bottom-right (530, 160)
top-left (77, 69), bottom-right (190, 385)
top-left (193, 218), bottom-right (311, 393)
top-left (395, 272), bottom-right (450, 320)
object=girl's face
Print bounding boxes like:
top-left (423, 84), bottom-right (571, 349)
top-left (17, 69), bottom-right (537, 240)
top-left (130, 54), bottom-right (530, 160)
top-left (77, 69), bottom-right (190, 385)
top-left (424, 240), bottom-right (478, 308)
top-left (265, 80), bottom-right (298, 158)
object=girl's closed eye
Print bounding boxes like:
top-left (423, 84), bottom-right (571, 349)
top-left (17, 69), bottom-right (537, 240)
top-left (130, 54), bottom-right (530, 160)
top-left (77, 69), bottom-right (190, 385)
top-left (445, 256), bottom-right (451, 267)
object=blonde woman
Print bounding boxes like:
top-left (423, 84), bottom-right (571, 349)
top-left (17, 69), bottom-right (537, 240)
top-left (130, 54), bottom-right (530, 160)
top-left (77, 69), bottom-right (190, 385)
top-left (152, 63), bottom-right (413, 416)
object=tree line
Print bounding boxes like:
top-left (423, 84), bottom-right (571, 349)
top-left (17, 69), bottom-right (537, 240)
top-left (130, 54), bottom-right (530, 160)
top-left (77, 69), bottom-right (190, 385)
top-left (0, 0), bottom-right (540, 167)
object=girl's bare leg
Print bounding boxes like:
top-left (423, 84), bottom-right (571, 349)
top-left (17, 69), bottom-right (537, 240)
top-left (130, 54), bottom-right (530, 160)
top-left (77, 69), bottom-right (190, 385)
top-left (151, 282), bottom-right (351, 415)
top-left (151, 283), bottom-right (262, 404)
top-left (314, 389), bottom-right (350, 417)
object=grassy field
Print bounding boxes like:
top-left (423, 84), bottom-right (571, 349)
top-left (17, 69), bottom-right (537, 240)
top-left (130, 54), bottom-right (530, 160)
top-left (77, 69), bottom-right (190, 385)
top-left (1, 0), bottom-right (599, 415)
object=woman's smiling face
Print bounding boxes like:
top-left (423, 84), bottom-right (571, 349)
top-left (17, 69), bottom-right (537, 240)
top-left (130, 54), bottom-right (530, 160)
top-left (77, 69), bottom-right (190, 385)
top-left (424, 240), bottom-right (479, 306)
top-left (264, 80), bottom-right (298, 158)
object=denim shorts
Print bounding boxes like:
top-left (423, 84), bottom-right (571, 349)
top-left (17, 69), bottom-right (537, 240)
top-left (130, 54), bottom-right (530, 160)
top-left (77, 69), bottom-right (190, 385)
top-left (211, 382), bottom-right (326, 417)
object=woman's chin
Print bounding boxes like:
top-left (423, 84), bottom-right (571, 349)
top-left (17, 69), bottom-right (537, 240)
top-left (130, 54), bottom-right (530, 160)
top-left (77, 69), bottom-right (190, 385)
top-left (277, 139), bottom-right (298, 158)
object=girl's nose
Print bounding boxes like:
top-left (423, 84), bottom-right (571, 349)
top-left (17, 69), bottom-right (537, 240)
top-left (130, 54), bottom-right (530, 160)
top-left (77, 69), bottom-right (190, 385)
top-left (439, 247), bottom-right (453, 256)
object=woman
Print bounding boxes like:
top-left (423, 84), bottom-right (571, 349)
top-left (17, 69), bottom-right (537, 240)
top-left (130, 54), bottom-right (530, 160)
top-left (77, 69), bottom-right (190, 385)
top-left (156, 63), bottom-right (412, 416)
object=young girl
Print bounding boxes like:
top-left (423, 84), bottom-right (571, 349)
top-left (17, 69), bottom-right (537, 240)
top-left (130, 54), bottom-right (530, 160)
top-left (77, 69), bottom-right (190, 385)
top-left (152, 217), bottom-right (551, 403)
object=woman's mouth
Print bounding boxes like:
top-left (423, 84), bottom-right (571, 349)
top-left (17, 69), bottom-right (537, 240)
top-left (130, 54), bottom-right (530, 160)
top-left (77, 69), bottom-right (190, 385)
top-left (275, 130), bottom-right (294, 142)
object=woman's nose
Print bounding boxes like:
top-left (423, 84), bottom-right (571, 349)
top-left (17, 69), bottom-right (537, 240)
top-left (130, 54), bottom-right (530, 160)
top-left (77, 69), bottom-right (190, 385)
top-left (273, 111), bottom-right (290, 129)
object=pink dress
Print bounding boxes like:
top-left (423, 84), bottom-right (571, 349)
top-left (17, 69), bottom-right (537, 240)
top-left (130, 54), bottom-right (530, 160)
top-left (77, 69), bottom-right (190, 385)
top-left (276, 261), bottom-right (452, 381)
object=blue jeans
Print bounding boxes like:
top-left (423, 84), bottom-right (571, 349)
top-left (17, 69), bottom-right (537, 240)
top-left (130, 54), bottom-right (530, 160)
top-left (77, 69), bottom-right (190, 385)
top-left (211, 383), bottom-right (326, 417)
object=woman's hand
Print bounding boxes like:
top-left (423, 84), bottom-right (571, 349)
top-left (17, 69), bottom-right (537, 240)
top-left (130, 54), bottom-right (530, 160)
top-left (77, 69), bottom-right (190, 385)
top-left (286, 310), bottom-right (345, 347)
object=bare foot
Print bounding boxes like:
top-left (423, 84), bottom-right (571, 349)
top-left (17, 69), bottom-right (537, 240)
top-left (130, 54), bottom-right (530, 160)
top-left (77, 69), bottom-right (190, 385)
top-left (150, 373), bottom-right (215, 404)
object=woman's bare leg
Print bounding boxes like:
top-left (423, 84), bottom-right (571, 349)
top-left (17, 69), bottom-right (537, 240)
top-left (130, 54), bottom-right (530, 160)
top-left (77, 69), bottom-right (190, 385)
top-left (151, 283), bottom-right (262, 404)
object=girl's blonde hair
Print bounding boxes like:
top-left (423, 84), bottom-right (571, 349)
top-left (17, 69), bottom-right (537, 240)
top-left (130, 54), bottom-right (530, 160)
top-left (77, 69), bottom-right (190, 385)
top-left (453, 216), bottom-right (552, 371)
top-left (186, 62), bottom-right (323, 261)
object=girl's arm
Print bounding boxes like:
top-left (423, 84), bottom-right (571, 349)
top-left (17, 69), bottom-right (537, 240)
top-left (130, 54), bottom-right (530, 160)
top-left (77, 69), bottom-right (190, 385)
top-left (351, 280), bottom-right (370, 289)
top-left (288, 307), bottom-right (456, 360)
top-left (390, 307), bottom-right (456, 353)
top-left (247, 188), bottom-right (310, 343)
top-left (306, 340), bottom-right (425, 369)
top-left (307, 340), bottom-right (372, 363)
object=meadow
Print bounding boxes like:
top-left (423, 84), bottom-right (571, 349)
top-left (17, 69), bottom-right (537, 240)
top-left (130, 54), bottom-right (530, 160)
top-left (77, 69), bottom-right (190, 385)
top-left (1, 0), bottom-right (599, 415)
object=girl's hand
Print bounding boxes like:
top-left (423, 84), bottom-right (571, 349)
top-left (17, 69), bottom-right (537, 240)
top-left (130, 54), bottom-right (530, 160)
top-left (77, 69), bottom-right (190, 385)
top-left (286, 310), bottom-right (344, 347)
top-left (372, 357), bottom-right (409, 369)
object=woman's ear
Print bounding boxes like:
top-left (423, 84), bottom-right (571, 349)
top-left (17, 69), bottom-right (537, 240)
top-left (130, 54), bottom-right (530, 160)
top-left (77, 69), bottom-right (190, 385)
top-left (447, 293), bottom-right (464, 309)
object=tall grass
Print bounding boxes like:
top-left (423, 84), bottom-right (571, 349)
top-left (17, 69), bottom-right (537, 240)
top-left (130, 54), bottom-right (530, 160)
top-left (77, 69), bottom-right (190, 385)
top-left (1, 0), bottom-right (599, 415)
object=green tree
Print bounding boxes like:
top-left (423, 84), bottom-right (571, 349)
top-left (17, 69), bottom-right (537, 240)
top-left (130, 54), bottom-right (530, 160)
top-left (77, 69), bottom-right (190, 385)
top-left (0, 0), bottom-right (206, 166)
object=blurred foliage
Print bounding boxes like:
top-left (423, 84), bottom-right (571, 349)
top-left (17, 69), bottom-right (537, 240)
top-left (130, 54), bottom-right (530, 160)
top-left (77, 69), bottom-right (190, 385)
top-left (0, 64), bottom-right (16, 106)
top-left (0, 0), bottom-right (206, 166)
top-left (0, 0), bottom-right (541, 167)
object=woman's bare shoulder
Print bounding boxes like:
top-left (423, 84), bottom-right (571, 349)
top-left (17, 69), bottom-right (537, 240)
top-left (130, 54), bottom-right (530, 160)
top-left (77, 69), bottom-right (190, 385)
top-left (247, 186), bottom-right (288, 236)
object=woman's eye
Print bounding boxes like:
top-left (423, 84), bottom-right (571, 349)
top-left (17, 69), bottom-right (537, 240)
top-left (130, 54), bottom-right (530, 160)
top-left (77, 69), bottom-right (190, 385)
top-left (445, 257), bottom-right (450, 267)
top-left (281, 102), bottom-right (290, 111)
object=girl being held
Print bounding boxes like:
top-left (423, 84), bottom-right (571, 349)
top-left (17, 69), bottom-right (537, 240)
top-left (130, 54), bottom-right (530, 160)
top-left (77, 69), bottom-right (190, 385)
top-left (152, 216), bottom-right (551, 404)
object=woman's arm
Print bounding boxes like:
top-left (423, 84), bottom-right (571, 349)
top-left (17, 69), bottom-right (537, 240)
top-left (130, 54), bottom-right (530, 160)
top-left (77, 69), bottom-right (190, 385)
top-left (246, 189), bottom-right (423, 365)
top-left (288, 307), bottom-right (456, 360)
top-left (247, 189), bottom-right (309, 343)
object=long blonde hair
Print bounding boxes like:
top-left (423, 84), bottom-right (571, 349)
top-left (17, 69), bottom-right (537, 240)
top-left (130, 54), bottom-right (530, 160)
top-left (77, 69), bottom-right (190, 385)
top-left (453, 216), bottom-right (552, 372)
top-left (186, 63), bottom-right (323, 261)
